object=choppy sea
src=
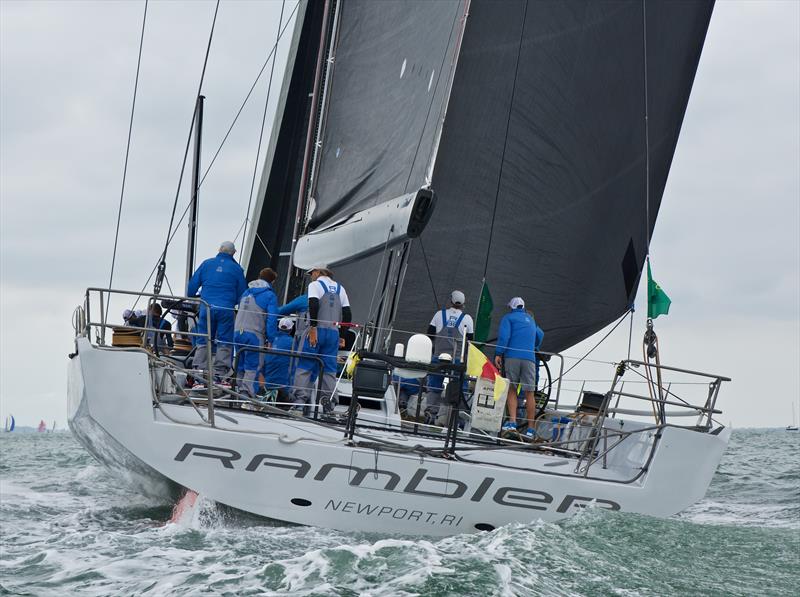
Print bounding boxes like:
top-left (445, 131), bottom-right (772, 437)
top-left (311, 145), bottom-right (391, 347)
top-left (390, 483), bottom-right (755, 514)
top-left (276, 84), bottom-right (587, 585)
top-left (1, 429), bottom-right (797, 596)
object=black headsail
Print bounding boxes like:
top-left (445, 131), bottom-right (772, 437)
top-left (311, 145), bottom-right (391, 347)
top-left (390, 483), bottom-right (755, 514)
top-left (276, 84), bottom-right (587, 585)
top-left (245, 0), bottom-right (714, 353)
top-left (242, 0), bottom-right (327, 301)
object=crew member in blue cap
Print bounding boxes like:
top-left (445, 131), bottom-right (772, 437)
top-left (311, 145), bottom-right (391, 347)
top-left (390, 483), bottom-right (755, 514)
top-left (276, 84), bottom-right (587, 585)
top-left (495, 297), bottom-right (542, 440)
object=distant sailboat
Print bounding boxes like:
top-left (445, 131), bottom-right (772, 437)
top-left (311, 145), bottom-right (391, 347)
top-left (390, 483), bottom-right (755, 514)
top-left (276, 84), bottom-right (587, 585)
top-left (3, 415), bottom-right (14, 432)
top-left (37, 420), bottom-right (46, 433)
top-left (787, 403), bottom-right (798, 431)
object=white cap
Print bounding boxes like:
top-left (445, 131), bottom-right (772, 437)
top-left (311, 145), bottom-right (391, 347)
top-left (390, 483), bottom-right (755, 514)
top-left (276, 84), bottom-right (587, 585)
top-left (134, 309), bottom-right (145, 318)
top-left (508, 297), bottom-right (525, 310)
top-left (450, 290), bottom-right (465, 306)
top-left (123, 309), bottom-right (133, 320)
top-left (306, 264), bottom-right (329, 273)
top-left (437, 353), bottom-right (453, 362)
top-left (278, 317), bottom-right (294, 331)
top-left (219, 241), bottom-right (236, 255)
top-left (248, 279), bottom-right (268, 288)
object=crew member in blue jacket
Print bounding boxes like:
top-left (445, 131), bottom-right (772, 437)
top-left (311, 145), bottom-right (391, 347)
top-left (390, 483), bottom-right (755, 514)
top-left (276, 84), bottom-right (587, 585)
top-left (187, 241), bottom-right (247, 382)
top-left (274, 294), bottom-right (308, 394)
top-left (494, 297), bottom-right (543, 440)
top-left (262, 317), bottom-right (295, 393)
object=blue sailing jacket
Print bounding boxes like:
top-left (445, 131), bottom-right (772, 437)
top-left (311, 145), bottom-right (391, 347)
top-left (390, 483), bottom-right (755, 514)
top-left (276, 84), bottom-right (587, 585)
top-left (187, 252), bottom-right (247, 309)
top-left (495, 308), bottom-right (543, 362)
top-left (277, 294), bottom-right (308, 316)
top-left (263, 331), bottom-right (294, 389)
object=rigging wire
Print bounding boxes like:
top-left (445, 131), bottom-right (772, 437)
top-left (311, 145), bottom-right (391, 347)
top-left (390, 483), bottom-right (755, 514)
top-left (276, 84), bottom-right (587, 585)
top-left (198, 0), bottom-right (300, 190)
top-left (132, 1), bottom-right (298, 308)
top-left (627, 303), bottom-right (635, 360)
top-left (482, 0), bottom-right (528, 278)
top-left (154, 0), bottom-right (220, 295)
top-left (241, 0), bottom-right (287, 248)
top-left (549, 309), bottom-right (633, 385)
top-left (400, 3), bottom-right (464, 309)
top-left (106, 0), bottom-right (148, 306)
top-left (418, 239), bottom-right (440, 309)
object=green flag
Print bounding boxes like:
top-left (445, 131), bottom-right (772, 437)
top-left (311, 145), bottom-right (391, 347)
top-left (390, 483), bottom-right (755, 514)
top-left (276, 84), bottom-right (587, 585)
top-left (647, 262), bottom-right (671, 319)
top-left (474, 280), bottom-right (494, 343)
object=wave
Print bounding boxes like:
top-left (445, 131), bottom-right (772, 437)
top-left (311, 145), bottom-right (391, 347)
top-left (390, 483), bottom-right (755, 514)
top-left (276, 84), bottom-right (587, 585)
top-left (1, 429), bottom-right (797, 596)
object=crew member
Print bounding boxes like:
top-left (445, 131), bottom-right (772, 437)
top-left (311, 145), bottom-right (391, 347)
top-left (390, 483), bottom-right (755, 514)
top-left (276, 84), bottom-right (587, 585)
top-left (292, 267), bottom-right (351, 414)
top-left (145, 302), bottom-right (173, 351)
top-left (262, 317), bottom-right (295, 402)
top-left (425, 290), bottom-right (474, 424)
top-left (276, 293), bottom-right (308, 394)
top-left (495, 297), bottom-right (539, 440)
top-left (232, 272), bottom-right (278, 398)
top-left (187, 241), bottom-right (247, 383)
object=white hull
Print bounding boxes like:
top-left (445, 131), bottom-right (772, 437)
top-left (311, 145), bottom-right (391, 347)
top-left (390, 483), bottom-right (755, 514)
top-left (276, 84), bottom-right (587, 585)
top-left (68, 338), bottom-right (730, 536)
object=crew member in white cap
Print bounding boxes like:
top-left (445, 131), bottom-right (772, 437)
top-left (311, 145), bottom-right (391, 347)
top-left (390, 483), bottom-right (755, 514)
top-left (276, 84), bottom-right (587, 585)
top-left (187, 241), bottom-right (247, 384)
top-left (424, 290), bottom-right (474, 423)
top-left (261, 317), bottom-right (296, 396)
top-left (291, 266), bottom-right (352, 414)
top-left (427, 290), bottom-right (474, 358)
top-left (495, 297), bottom-right (542, 440)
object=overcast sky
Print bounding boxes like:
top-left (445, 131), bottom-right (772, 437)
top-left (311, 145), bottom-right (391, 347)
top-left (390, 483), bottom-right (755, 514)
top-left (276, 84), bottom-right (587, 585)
top-left (1, 0), bottom-right (798, 429)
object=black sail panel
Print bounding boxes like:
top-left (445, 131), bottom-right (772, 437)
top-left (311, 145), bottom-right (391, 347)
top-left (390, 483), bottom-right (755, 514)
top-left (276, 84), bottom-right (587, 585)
top-left (382, 2), bottom-right (528, 337)
top-left (248, 0), bottom-right (714, 355)
top-left (391, 0), bottom-right (714, 352)
top-left (308, 0), bottom-right (462, 228)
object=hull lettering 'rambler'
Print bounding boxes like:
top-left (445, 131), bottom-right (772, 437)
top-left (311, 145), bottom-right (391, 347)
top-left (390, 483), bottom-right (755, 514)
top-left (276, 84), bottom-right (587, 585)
top-left (68, 0), bottom-right (730, 537)
top-left (174, 442), bottom-right (623, 514)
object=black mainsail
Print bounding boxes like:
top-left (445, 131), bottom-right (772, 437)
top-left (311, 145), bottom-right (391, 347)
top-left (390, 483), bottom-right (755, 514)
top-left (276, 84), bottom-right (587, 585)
top-left (245, 0), bottom-right (714, 353)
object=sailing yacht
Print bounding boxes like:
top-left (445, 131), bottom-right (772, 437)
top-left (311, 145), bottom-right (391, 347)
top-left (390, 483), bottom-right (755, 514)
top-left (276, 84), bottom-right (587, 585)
top-left (67, 0), bottom-right (732, 536)
top-left (787, 403), bottom-right (798, 431)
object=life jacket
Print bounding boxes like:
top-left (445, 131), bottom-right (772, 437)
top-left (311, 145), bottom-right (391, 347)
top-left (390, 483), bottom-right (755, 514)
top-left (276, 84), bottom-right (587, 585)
top-left (316, 279), bottom-right (342, 330)
top-left (234, 286), bottom-right (271, 339)
top-left (434, 307), bottom-right (466, 358)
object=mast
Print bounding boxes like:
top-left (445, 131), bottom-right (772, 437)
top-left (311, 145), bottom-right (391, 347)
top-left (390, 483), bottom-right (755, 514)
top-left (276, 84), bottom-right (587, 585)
top-left (284, 0), bottom-right (335, 301)
top-left (186, 95), bottom-right (205, 287)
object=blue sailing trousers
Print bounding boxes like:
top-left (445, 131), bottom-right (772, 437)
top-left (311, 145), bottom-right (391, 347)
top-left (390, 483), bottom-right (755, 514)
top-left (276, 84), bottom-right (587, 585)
top-left (234, 330), bottom-right (261, 397)
top-left (296, 327), bottom-right (339, 375)
top-left (194, 307), bottom-right (235, 377)
top-left (262, 332), bottom-right (294, 390)
top-left (195, 306), bottom-right (234, 348)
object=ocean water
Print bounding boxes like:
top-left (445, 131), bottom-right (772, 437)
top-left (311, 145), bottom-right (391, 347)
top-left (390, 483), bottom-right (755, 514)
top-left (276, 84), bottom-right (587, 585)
top-left (0, 429), bottom-right (797, 596)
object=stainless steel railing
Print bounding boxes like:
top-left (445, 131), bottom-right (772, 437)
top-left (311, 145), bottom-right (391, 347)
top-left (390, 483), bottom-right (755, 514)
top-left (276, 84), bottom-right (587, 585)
top-left (78, 287), bottom-right (217, 425)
